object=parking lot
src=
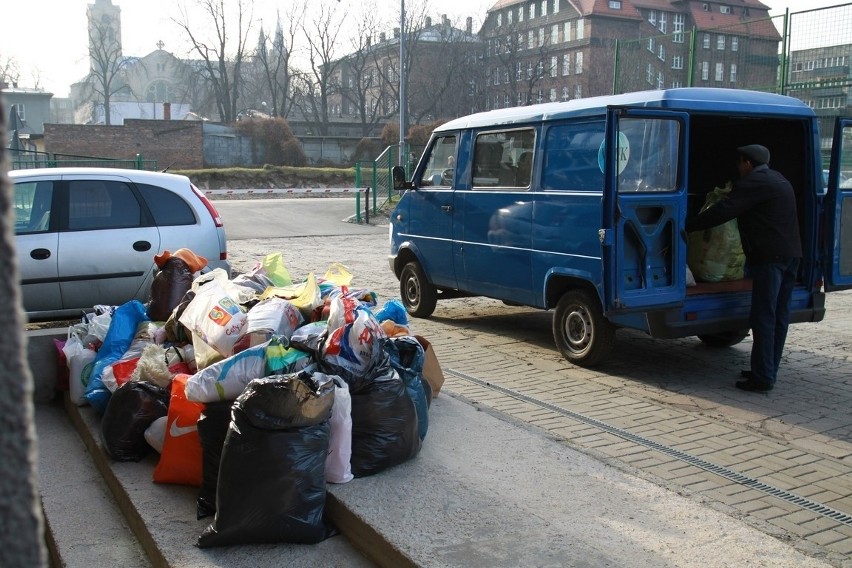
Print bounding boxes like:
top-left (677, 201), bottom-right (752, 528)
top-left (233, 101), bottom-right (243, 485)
top-left (229, 231), bottom-right (852, 565)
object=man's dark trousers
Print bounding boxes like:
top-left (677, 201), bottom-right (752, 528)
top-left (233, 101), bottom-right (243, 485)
top-left (749, 258), bottom-right (800, 384)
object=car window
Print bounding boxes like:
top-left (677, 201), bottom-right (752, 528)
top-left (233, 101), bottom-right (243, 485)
top-left (15, 180), bottom-right (54, 234)
top-left (67, 180), bottom-right (142, 230)
top-left (137, 183), bottom-right (197, 226)
top-left (542, 121), bottom-right (605, 192)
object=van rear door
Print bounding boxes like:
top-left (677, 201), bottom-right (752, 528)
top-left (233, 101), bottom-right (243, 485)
top-left (824, 116), bottom-right (852, 291)
top-left (602, 108), bottom-right (689, 313)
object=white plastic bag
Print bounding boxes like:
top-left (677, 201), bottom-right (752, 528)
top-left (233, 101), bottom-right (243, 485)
top-left (179, 283), bottom-right (247, 358)
top-left (326, 377), bottom-right (354, 484)
top-left (68, 347), bottom-right (97, 406)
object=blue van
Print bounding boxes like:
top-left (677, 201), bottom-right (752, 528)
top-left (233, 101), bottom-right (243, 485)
top-left (389, 88), bottom-right (852, 367)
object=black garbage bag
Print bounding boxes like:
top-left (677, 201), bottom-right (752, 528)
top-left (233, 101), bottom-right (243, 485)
top-left (196, 371), bottom-right (336, 548)
top-left (148, 257), bottom-right (194, 322)
top-left (350, 361), bottom-right (421, 478)
top-left (101, 381), bottom-right (170, 462)
top-left (196, 400), bottom-right (233, 520)
top-left (385, 336), bottom-right (430, 440)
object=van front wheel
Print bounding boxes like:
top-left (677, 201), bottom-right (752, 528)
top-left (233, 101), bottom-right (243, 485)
top-left (400, 261), bottom-right (438, 318)
top-left (552, 290), bottom-right (615, 368)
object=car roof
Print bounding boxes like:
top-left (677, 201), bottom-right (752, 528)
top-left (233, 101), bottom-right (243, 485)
top-left (435, 87), bottom-right (815, 132)
top-left (8, 167), bottom-right (189, 184)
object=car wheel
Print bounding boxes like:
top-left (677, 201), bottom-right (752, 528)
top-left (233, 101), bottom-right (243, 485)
top-left (552, 289), bottom-right (615, 368)
top-left (400, 261), bottom-right (437, 318)
top-left (697, 329), bottom-right (749, 347)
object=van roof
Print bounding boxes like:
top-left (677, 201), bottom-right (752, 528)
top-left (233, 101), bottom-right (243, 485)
top-left (435, 88), bottom-right (814, 132)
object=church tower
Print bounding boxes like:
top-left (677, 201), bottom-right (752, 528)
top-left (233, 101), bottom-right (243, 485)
top-left (86, 0), bottom-right (122, 71)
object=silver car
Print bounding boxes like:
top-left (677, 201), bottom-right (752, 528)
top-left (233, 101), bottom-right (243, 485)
top-left (12, 168), bottom-right (230, 321)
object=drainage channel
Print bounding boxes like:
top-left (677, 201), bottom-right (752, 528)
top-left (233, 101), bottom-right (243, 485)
top-left (447, 368), bottom-right (852, 528)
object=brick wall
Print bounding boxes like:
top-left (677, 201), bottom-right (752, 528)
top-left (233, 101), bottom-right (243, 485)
top-left (44, 119), bottom-right (204, 169)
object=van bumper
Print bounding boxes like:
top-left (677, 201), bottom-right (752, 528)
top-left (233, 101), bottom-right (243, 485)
top-left (645, 292), bottom-right (826, 339)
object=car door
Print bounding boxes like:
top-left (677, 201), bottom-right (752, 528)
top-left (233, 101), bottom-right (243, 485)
top-left (14, 177), bottom-right (61, 313)
top-left (824, 116), bottom-right (852, 291)
top-left (58, 173), bottom-right (161, 310)
top-left (602, 108), bottom-right (688, 313)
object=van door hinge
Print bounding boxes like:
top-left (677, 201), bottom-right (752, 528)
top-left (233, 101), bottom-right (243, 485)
top-left (598, 228), bottom-right (613, 246)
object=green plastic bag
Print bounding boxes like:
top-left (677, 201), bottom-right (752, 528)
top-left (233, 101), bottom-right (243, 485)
top-left (687, 182), bottom-right (746, 283)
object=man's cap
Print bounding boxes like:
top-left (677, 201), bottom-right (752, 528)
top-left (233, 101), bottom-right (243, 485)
top-left (737, 144), bottom-right (770, 165)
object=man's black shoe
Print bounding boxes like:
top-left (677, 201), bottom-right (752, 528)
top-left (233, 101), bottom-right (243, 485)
top-left (735, 379), bottom-right (773, 392)
top-left (740, 370), bottom-right (755, 379)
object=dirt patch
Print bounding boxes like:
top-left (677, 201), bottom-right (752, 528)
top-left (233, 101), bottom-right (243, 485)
top-left (177, 166), bottom-right (356, 191)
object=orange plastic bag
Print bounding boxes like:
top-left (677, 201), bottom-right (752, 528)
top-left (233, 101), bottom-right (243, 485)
top-left (153, 374), bottom-right (204, 486)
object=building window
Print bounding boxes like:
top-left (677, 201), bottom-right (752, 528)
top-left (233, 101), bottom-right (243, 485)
top-left (528, 62), bottom-right (534, 79)
top-left (647, 63), bottom-right (654, 85)
top-left (555, 0), bottom-right (560, 14)
top-left (648, 37), bottom-right (655, 53)
top-left (539, 27), bottom-right (545, 47)
top-left (497, 13), bottom-right (502, 26)
top-left (648, 10), bottom-right (656, 25)
top-left (13, 104), bottom-right (26, 121)
top-left (542, 1), bottom-right (548, 16)
top-left (508, 10), bottom-right (513, 24)
top-left (715, 62), bottom-right (724, 81)
top-left (505, 94), bottom-right (511, 108)
top-left (701, 61), bottom-right (709, 80)
top-left (551, 24), bottom-right (558, 45)
top-left (577, 18), bottom-right (585, 40)
top-left (519, 6), bottom-right (524, 22)
top-left (551, 56), bottom-right (558, 77)
top-left (731, 36), bottom-right (739, 52)
top-left (550, 88), bottom-right (557, 102)
top-left (702, 3), bottom-right (710, 11)
top-left (574, 84), bottom-right (582, 99)
top-left (562, 86), bottom-right (569, 100)
top-left (538, 60), bottom-right (545, 78)
top-left (562, 53), bottom-right (571, 75)
top-left (657, 72), bottom-right (665, 89)
top-left (672, 55), bottom-right (683, 69)
top-left (575, 51), bottom-right (583, 73)
top-left (530, 4), bottom-right (536, 19)
top-left (564, 21), bottom-right (571, 42)
top-left (658, 45), bottom-right (665, 62)
top-left (517, 62), bottom-right (523, 80)
top-left (720, 5), bottom-right (732, 14)
top-left (528, 30), bottom-right (534, 49)
top-left (729, 63), bottom-right (737, 82)
top-left (673, 14), bottom-right (685, 43)
top-left (659, 12), bottom-right (667, 34)
top-left (703, 34), bottom-right (710, 49)
top-left (671, 80), bottom-right (682, 88)
top-left (504, 69), bottom-right (509, 83)
top-left (609, 0), bottom-right (622, 8)
top-left (518, 92), bottom-right (525, 106)
top-left (717, 35), bottom-right (725, 50)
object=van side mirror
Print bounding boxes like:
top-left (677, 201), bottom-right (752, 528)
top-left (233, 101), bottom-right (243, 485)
top-left (392, 166), bottom-right (413, 190)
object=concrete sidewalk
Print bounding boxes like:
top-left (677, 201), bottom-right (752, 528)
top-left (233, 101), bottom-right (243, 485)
top-left (36, 386), bottom-right (833, 568)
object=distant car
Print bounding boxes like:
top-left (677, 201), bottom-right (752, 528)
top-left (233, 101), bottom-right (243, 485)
top-left (12, 168), bottom-right (230, 321)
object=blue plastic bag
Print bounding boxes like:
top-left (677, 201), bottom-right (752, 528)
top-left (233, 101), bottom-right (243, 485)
top-left (85, 300), bottom-right (150, 412)
top-left (374, 299), bottom-right (408, 326)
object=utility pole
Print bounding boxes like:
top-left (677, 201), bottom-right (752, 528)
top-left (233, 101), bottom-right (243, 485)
top-left (399, 0), bottom-right (407, 166)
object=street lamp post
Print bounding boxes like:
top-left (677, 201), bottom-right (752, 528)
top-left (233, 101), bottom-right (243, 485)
top-left (399, 0), bottom-right (406, 167)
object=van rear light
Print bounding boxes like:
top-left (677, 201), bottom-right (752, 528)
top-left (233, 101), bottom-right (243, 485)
top-left (191, 184), bottom-right (224, 228)
top-left (220, 252), bottom-right (228, 260)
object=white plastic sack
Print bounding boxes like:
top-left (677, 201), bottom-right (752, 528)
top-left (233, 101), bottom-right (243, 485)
top-left (144, 416), bottom-right (168, 453)
top-left (179, 283), bottom-right (247, 358)
top-left (326, 377), bottom-right (354, 484)
top-left (68, 347), bottom-right (97, 406)
top-left (184, 342), bottom-right (268, 403)
top-left (246, 297), bottom-right (304, 340)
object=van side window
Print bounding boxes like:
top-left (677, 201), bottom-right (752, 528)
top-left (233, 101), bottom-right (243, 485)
top-left (473, 129), bottom-right (536, 189)
top-left (616, 118), bottom-right (680, 192)
top-left (418, 135), bottom-right (457, 188)
top-left (542, 121), bottom-right (605, 191)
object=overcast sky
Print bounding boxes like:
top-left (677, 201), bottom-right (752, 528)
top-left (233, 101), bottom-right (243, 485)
top-left (1, 0), bottom-right (846, 97)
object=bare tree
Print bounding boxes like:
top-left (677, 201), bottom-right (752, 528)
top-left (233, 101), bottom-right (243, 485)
top-left (253, 6), bottom-right (302, 119)
top-left (175, 0), bottom-right (254, 123)
top-left (84, 16), bottom-right (130, 125)
top-left (294, 2), bottom-right (346, 136)
top-left (0, 56), bottom-right (21, 88)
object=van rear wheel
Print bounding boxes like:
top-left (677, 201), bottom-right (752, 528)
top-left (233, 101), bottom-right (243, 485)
top-left (553, 290), bottom-right (615, 368)
top-left (697, 329), bottom-right (749, 347)
top-left (400, 261), bottom-right (438, 318)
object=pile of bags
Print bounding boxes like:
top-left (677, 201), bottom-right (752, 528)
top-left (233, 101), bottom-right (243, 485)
top-left (58, 249), bottom-right (445, 548)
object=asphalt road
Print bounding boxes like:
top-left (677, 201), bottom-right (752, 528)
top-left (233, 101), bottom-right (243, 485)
top-left (213, 197), bottom-right (387, 240)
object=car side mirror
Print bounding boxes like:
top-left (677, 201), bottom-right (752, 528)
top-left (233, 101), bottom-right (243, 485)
top-left (392, 166), bottom-right (412, 190)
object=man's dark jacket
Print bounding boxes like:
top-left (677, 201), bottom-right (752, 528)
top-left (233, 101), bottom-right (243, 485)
top-left (685, 164), bottom-right (802, 264)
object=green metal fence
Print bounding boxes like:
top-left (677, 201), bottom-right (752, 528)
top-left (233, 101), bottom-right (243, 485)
top-left (354, 144), bottom-right (410, 223)
top-left (9, 149), bottom-right (158, 171)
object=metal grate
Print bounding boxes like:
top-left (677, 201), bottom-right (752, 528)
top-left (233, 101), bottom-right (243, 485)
top-left (447, 368), bottom-right (852, 528)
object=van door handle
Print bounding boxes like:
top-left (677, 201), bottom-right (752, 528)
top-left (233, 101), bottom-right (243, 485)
top-left (133, 241), bottom-right (152, 251)
top-left (441, 205), bottom-right (453, 212)
top-left (30, 248), bottom-right (51, 260)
